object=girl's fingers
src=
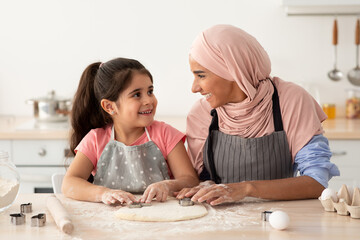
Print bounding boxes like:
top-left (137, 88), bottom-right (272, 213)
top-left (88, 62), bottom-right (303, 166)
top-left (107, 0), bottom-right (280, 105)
top-left (140, 188), bottom-right (150, 202)
top-left (146, 188), bottom-right (157, 203)
top-left (161, 191), bottom-right (168, 202)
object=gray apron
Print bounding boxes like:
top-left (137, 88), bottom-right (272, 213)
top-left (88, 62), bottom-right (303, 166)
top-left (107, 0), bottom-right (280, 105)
top-left (93, 126), bottom-right (170, 193)
top-left (201, 81), bottom-right (293, 184)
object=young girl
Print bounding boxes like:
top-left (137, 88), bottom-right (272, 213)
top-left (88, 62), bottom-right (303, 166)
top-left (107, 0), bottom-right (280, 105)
top-left (62, 58), bottom-right (199, 205)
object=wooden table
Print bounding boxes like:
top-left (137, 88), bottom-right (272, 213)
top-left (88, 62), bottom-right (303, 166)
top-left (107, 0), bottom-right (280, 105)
top-left (0, 194), bottom-right (359, 240)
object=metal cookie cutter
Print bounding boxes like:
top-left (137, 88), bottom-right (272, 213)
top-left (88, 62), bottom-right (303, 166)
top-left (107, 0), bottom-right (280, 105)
top-left (179, 197), bottom-right (194, 206)
top-left (31, 213), bottom-right (46, 227)
top-left (128, 202), bottom-right (142, 208)
top-left (140, 202), bottom-right (152, 207)
top-left (261, 211), bottom-right (273, 221)
top-left (20, 203), bottom-right (32, 213)
top-left (10, 213), bottom-right (26, 225)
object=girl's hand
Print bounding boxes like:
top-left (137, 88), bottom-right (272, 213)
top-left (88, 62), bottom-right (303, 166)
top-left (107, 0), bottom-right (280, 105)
top-left (101, 189), bottom-right (137, 205)
top-left (175, 180), bottom-right (215, 199)
top-left (140, 181), bottom-right (170, 203)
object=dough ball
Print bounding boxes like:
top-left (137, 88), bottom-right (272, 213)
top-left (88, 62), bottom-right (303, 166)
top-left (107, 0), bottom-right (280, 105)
top-left (269, 211), bottom-right (290, 230)
top-left (320, 188), bottom-right (338, 202)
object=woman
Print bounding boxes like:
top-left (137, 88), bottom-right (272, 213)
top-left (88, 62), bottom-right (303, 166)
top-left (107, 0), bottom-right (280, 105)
top-left (176, 24), bottom-right (339, 206)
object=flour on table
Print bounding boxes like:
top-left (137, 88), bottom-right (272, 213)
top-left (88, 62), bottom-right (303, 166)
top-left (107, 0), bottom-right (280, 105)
top-left (114, 197), bottom-right (208, 222)
top-left (0, 177), bottom-right (19, 209)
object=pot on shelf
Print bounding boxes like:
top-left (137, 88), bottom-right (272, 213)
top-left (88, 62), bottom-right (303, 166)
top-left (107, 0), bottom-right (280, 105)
top-left (26, 90), bottom-right (72, 122)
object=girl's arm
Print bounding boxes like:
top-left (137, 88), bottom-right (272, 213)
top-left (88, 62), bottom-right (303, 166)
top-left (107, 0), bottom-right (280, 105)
top-left (141, 141), bottom-right (199, 203)
top-left (62, 152), bottom-right (137, 204)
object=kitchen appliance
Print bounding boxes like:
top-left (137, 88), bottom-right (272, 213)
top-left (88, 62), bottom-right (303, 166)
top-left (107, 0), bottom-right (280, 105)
top-left (347, 19), bottom-right (360, 86)
top-left (328, 19), bottom-right (343, 81)
top-left (26, 90), bottom-right (71, 122)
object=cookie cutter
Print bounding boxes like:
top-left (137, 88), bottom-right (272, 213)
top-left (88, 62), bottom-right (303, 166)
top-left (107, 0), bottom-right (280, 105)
top-left (10, 213), bottom-right (26, 225)
top-left (128, 202), bottom-right (152, 208)
top-left (179, 197), bottom-right (194, 206)
top-left (140, 202), bottom-right (152, 207)
top-left (31, 213), bottom-right (46, 227)
top-left (128, 202), bottom-right (143, 208)
top-left (261, 211), bottom-right (273, 221)
top-left (20, 203), bottom-right (32, 213)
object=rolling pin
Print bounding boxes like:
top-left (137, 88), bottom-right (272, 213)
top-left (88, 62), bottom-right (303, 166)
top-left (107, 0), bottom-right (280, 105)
top-left (46, 195), bottom-right (74, 234)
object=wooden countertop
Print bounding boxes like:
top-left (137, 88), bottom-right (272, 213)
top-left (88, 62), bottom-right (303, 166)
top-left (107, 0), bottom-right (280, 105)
top-left (0, 194), bottom-right (359, 240)
top-left (1, 116), bottom-right (360, 140)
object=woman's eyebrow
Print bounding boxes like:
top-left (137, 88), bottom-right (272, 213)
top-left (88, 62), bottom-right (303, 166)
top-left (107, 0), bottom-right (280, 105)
top-left (193, 70), bottom-right (205, 74)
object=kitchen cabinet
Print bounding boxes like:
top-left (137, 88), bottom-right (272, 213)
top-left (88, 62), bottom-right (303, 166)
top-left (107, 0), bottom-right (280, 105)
top-left (1, 139), bottom-right (70, 193)
top-left (328, 140), bottom-right (360, 190)
top-left (0, 140), bottom-right (12, 157)
top-left (0, 116), bottom-right (71, 193)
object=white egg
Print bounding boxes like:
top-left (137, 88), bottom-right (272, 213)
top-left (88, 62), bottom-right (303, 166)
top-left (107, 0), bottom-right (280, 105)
top-left (320, 188), bottom-right (338, 202)
top-left (269, 211), bottom-right (290, 230)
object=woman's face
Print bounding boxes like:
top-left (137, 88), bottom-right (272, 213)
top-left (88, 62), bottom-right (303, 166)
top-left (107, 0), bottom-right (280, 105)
top-left (189, 57), bottom-right (246, 108)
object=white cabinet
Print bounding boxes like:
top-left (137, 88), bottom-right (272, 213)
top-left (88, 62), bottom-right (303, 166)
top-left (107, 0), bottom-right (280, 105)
top-left (328, 140), bottom-right (360, 190)
top-left (12, 140), bottom-right (69, 165)
top-left (0, 140), bottom-right (12, 158)
top-left (1, 139), bottom-right (72, 193)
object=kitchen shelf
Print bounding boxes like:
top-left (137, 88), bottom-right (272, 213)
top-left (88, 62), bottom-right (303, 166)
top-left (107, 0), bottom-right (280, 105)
top-left (283, 0), bottom-right (360, 16)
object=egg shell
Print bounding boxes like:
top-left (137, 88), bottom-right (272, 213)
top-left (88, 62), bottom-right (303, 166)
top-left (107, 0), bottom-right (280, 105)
top-left (269, 211), bottom-right (290, 230)
top-left (321, 188), bottom-right (338, 202)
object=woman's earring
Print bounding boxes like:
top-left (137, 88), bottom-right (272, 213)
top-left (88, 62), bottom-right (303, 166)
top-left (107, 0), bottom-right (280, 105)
top-left (111, 111), bottom-right (115, 115)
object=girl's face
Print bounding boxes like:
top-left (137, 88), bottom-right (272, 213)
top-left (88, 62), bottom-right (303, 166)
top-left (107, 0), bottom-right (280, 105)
top-left (189, 57), bottom-right (246, 108)
top-left (115, 72), bottom-right (157, 128)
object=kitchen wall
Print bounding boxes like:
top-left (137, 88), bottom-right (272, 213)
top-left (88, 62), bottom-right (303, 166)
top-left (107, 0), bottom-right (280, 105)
top-left (0, 0), bottom-right (359, 117)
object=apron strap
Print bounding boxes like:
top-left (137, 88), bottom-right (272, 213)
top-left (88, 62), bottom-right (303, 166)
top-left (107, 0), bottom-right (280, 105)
top-left (111, 125), bottom-right (151, 141)
top-left (269, 80), bottom-right (284, 132)
top-left (144, 127), bottom-right (151, 141)
top-left (206, 109), bottom-right (221, 184)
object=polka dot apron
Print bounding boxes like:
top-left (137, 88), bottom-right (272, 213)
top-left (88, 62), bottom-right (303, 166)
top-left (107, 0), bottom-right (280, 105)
top-left (93, 126), bottom-right (170, 193)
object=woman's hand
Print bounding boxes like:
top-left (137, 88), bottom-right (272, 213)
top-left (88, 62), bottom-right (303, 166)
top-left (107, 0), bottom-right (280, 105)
top-left (180, 182), bottom-right (248, 206)
top-left (140, 181), bottom-right (170, 203)
top-left (101, 189), bottom-right (137, 205)
top-left (175, 180), bottom-right (215, 199)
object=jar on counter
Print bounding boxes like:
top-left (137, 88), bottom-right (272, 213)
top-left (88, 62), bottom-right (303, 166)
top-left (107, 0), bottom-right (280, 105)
top-left (346, 89), bottom-right (360, 119)
top-left (0, 151), bottom-right (20, 212)
top-left (322, 104), bottom-right (336, 119)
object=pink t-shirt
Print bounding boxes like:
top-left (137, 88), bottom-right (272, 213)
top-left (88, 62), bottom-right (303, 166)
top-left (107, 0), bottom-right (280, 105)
top-left (75, 121), bottom-right (185, 176)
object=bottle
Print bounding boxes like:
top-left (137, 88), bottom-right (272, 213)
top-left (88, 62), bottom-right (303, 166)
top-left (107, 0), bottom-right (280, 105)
top-left (322, 104), bottom-right (336, 119)
top-left (0, 151), bottom-right (20, 212)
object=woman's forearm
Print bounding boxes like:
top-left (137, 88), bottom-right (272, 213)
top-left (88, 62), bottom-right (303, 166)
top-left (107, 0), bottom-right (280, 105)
top-left (239, 176), bottom-right (325, 201)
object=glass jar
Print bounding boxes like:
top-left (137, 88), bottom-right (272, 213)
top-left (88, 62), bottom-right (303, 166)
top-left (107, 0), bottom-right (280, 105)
top-left (346, 89), bottom-right (360, 119)
top-left (322, 104), bottom-right (336, 119)
top-left (0, 151), bottom-right (20, 212)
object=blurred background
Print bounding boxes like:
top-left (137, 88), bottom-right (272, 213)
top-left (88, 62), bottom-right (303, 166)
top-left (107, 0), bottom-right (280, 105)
top-left (1, 0), bottom-right (360, 117)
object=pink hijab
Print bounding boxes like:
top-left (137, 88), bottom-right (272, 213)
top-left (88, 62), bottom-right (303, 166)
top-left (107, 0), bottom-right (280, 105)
top-left (186, 25), bottom-right (327, 173)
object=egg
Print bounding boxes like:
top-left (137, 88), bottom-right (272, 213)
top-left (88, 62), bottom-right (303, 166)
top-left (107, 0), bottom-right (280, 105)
top-left (269, 211), bottom-right (290, 230)
top-left (320, 188), bottom-right (338, 202)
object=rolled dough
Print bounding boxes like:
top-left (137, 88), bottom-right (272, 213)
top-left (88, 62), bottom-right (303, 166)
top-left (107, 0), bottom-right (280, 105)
top-left (114, 197), bottom-right (208, 222)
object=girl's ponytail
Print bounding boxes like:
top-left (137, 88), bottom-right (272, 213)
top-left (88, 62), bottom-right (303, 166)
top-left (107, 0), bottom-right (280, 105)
top-left (70, 62), bottom-right (111, 155)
